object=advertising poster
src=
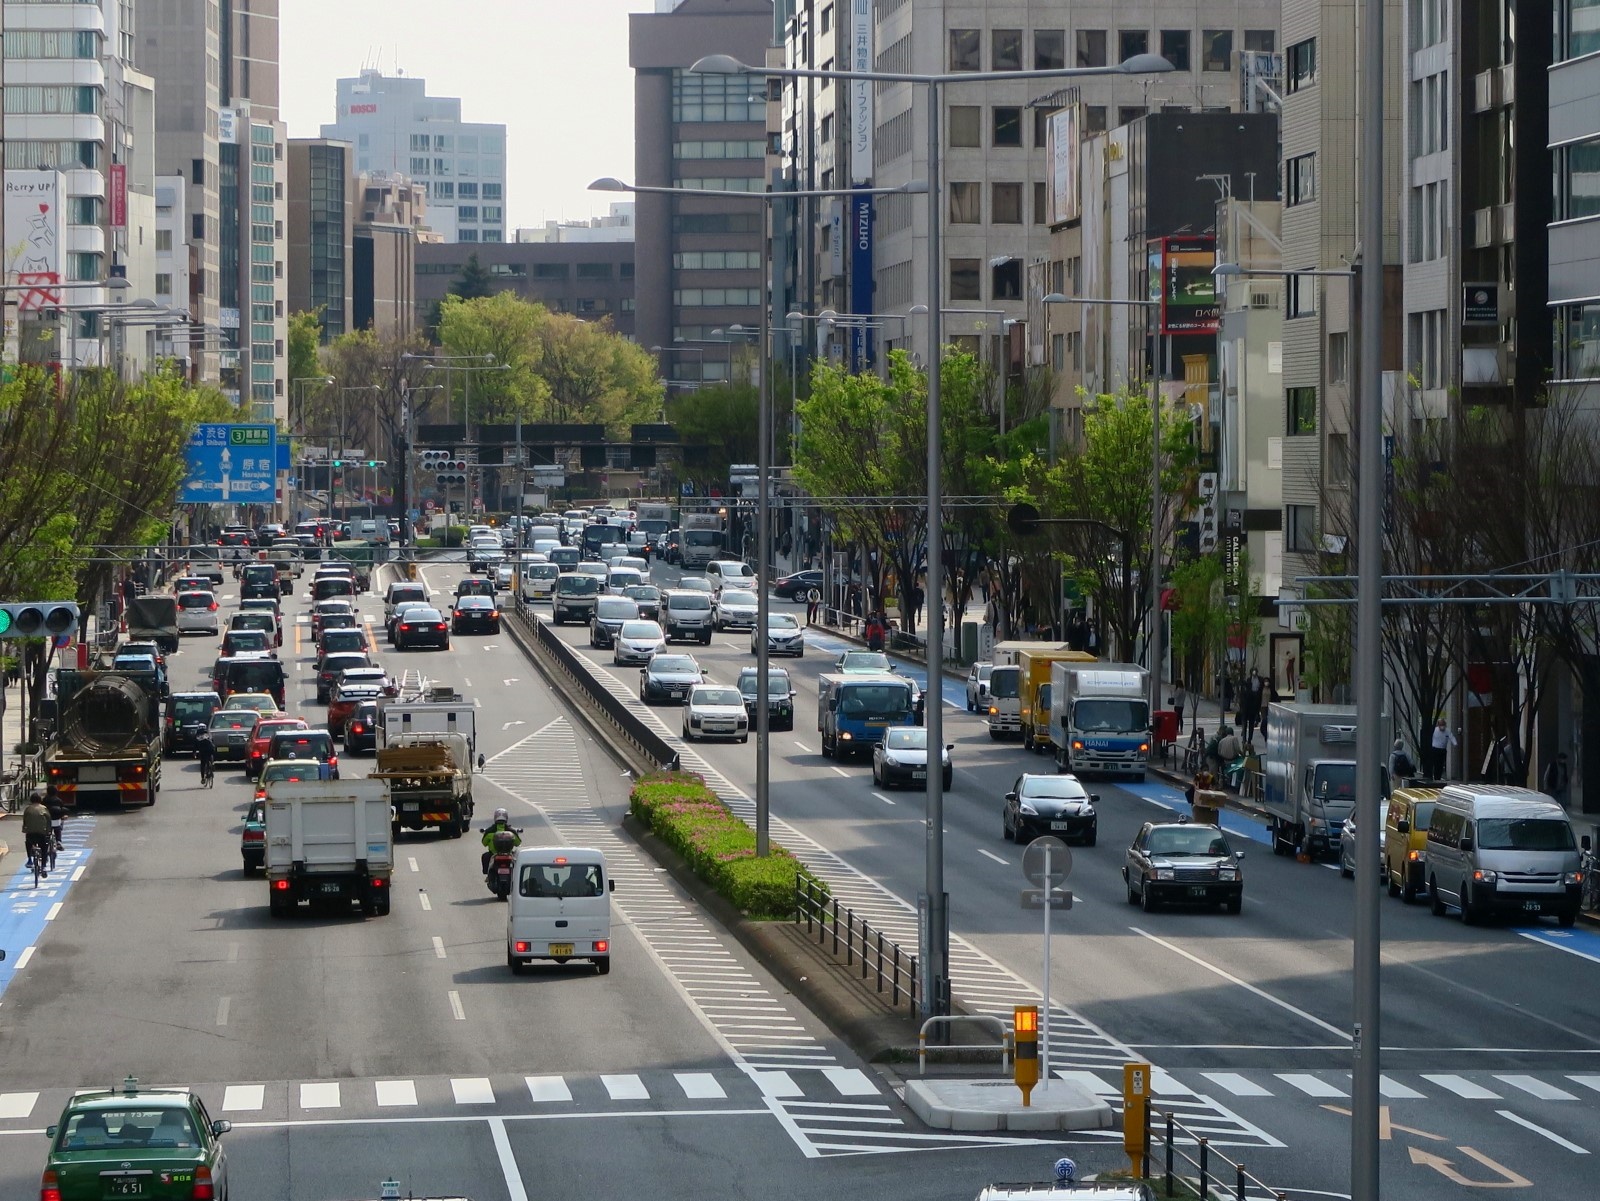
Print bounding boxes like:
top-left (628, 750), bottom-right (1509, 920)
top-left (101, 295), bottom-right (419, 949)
top-left (849, 0), bottom-right (873, 185)
top-left (4, 170), bottom-right (65, 310)
top-left (1159, 236), bottom-right (1220, 333)
top-left (1046, 107), bottom-right (1080, 224)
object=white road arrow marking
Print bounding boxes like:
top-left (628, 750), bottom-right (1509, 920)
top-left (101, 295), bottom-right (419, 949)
top-left (502, 678), bottom-right (520, 686)
top-left (501, 720), bottom-right (525, 731)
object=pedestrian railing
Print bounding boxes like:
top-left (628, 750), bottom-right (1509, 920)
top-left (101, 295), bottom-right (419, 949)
top-left (1141, 1102), bottom-right (1289, 1201)
top-left (917, 1015), bottom-right (1010, 1075)
top-left (794, 873), bottom-right (919, 1011)
top-left (1, 753), bottom-right (43, 814)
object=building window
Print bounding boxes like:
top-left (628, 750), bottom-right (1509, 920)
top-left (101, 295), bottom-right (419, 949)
top-left (155, 273), bottom-right (173, 297)
top-left (1286, 153), bottom-right (1316, 206)
top-left (1118, 106), bottom-right (1148, 127)
top-left (1035, 30), bottom-right (1066, 70)
top-left (950, 258), bottom-right (981, 301)
top-left (1562, 0), bottom-right (1600, 60)
top-left (1285, 504), bottom-right (1318, 553)
top-left (156, 229), bottom-right (172, 253)
top-left (533, 263), bottom-right (569, 279)
top-left (1328, 331), bottom-right (1348, 384)
top-left (1119, 30), bottom-right (1149, 61)
top-left (458, 205), bottom-right (479, 220)
top-left (1160, 31), bottom-right (1192, 72)
top-left (1033, 110), bottom-right (1051, 149)
top-left (819, 114), bottom-right (834, 144)
top-left (1086, 106), bottom-right (1108, 133)
top-left (949, 29), bottom-right (981, 72)
top-left (1244, 30), bottom-right (1276, 52)
top-left (192, 213), bottom-right (205, 240)
top-left (992, 182), bottom-right (1023, 224)
top-left (1286, 272), bottom-right (1318, 318)
top-left (1034, 181), bottom-right (1049, 224)
top-left (460, 182), bottom-right (480, 199)
top-left (410, 133), bottom-right (429, 152)
top-left (1287, 38), bottom-right (1317, 93)
top-left (1557, 137), bottom-right (1600, 220)
top-left (1554, 302), bottom-right (1600, 377)
top-left (1202, 30), bottom-right (1233, 71)
top-left (1076, 29), bottom-right (1107, 68)
top-left (992, 29), bottom-right (1022, 71)
top-left (992, 258), bottom-right (1022, 299)
top-left (949, 182), bottom-right (982, 223)
top-left (671, 70), bottom-right (762, 122)
top-left (483, 183), bottom-right (502, 200)
top-left (993, 107), bottom-right (1022, 147)
top-left (577, 262), bottom-right (612, 279)
top-left (1411, 0), bottom-right (1448, 52)
top-left (949, 105), bottom-right (982, 147)
top-left (1286, 386), bottom-right (1318, 435)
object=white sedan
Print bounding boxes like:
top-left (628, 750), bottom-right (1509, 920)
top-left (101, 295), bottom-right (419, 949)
top-left (613, 619), bottom-right (666, 666)
top-left (752, 612), bottom-right (805, 657)
top-left (682, 684), bottom-right (750, 743)
top-left (713, 588), bottom-right (760, 630)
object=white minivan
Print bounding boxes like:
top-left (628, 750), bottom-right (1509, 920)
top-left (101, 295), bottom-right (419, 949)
top-left (507, 847), bottom-right (613, 974)
top-left (1424, 785), bottom-right (1582, 926)
top-left (519, 561), bottom-right (560, 602)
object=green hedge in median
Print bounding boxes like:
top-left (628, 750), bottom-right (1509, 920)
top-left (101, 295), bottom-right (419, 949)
top-left (630, 772), bottom-right (826, 919)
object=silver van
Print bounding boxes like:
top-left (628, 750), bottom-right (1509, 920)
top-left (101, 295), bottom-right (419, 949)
top-left (1424, 785), bottom-right (1582, 926)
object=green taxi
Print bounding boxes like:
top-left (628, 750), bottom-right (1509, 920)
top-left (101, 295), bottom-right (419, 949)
top-left (42, 1078), bottom-right (230, 1201)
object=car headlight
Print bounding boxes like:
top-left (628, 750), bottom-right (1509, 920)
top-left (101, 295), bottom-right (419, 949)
top-left (690, 715), bottom-right (702, 726)
top-left (1218, 866), bottom-right (1239, 881)
top-left (1472, 869), bottom-right (1498, 884)
top-left (1017, 802), bottom-right (1038, 816)
top-left (1563, 871), bottom-right (1583, 886)
top-left (840, 731), bottom-right (853, 740)
top-left (1154, 868), bottom-right (1175, 881)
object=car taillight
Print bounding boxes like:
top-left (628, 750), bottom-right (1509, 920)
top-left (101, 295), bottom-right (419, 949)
top-left (329, 756), bottom-right (338, 769)
top-left (400, 623), bottom-right (410, 630)
top-left (436, 623), bottom-right (447, 630)
top-left (514, 940), bottom-right (530, 953)
top-left (594, 940), bottom-right (609, 953)
top-left (209, 602), bottom-right (218, 611)
top-left (243, 829), bottom-right (263, 841)
top-left (192, 1166), bottom-right (215, 1199)
top-left (273, 879), bottom-right (289, 891)
top-left (40, 1169), bottom-right (62, 1201)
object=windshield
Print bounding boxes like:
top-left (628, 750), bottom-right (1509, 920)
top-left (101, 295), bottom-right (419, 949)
top-left (671, 594), bottom-right (712, 611)
top-left (171, 698), bottom-right (214, 722)
top-left (684, 530), bottom-right (722, 546)
top-left (620, 621), bottom-right (661, 638)
top-left (841, 652), bottom-right (890, 671)
top-left (60, 1108), bottom-right (197, 1150)
top-left (1146, 828), bottom-right (1232, 857)
top-left (768, 614), bottom-right (799, 629)
top-left (990, 668), bottom-right (1020, 699)
top-left (1019, 778), bottom-right (1089, 800)
top-left (626, 586), bottom-right (660, 601)
top-left (741, 674), bottom-right (791, 698)
top-left (225, 662), bottom-right (283, 689)
top-left (885, 728), bottom-right (928, 750)
top-left (1476, 817), bottom-right (1576, 851)
top-left (1312, 763), bottom-right (1357, 801)
top-left (837, 683), bottom-right (914, 720)
top-left (596, 599), bottom-right (637, 620)
top-left (519, 862), bottom-right (603, 898)
top-left (1073, 699), bottom-right (1149, 733)
top-left (211, 711), bottom-right (260, 732)
top-left (177, 593), bottom-right (213, 608)
top-left (652, 656), bottom-right (699, 674)
top-left (390, 587), bottom-right (426, 605)
top-left (720, 590), bottom-right (756, 605)
top-left (559, 575), bottom-right (602, 595)
top-left (530, 565), bottom-right (559, 578)
top-left (697, 688), bottom-right (743, 706)
top-left (263, 762), bottom-right (325, 783)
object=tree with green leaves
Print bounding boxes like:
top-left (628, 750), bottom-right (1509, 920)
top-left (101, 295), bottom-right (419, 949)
top-left (448, 252), bottom-right (495, 300)
top-left (435, 292), bottom-right (550, 425)
top-left (670, 382), bottom-right (759, 485)
top-left (288, 308), bottom-right (324, 379)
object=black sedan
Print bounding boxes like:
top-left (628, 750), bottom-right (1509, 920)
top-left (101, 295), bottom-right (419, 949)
top-left (451, 595), bottom-right (502, 634)
top-left (737, 667), bottom-right (796, 731)
top-left (1002, 773), bottom-right (1098, 845)
top-left (394, 606), bottom-right (451, 650)
top-left (773, 569), bottom-right (823, 600)
top-left (343, 699), bottom-right (380, 753)
top-left (1123, 820), bottom-right (1244, 914)
top-left (639, 653), bottom-right (704, 704)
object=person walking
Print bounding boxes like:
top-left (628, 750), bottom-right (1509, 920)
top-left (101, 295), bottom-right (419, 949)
top-left (1173, 682), bottom-right (1188, 733)
top-left (805, 588), bottom-right (821, 626)
top-left (1242, 669), bottom-right (1264, 743)
top-left (1429, 718), bottom-right (1457, 780)
top-left (1388, 738), bottom-right (1415, 789)
top-left (1542, 752), bottom-right (1571, 806)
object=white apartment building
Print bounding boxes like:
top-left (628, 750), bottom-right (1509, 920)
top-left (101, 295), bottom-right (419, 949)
top-left (515, 203), bottom-right (636, 245)
top-left (322, 70), bottom-right (508, 245)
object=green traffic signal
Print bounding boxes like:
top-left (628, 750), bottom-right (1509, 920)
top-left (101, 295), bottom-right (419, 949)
top-left (333, 459), bottom-right (344, 467)
top-left (0, 609), bottom-right (10, 635)
top-left (366, 460), bottom-right (378, 468)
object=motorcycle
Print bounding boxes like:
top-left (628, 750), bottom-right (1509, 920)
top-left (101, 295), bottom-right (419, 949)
top-left (482, 827), bottom-right (523, 901)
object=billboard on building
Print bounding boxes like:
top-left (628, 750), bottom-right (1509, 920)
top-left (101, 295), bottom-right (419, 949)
top-left (109, 164), bottom-right (128, 229)
top-left (849, 194), bottom-right (873, 370)
top-left (1046, 107), bottom-right (1081, 224)
top-left (4, 170), bottom-right (65, 310)
top-left (217, 107), bottom-right (238, 143)
top-left (849, 0), bottom-right (873, 184)
top-left (1154, 236), bottom-right (1220, 333)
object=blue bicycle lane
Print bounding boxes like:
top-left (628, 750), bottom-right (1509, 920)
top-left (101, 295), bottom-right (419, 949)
top-left (0, 817), bottom-right (95, 999)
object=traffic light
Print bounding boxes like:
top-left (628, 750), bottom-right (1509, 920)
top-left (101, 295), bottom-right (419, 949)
top-left (332, 459), bottom-right (345, 468)
top-left (0, 601), bottom-right (80, 640)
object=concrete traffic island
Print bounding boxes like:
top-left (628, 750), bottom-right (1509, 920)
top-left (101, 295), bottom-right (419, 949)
top-left (904, 1077), bottom-right (1114, 1132)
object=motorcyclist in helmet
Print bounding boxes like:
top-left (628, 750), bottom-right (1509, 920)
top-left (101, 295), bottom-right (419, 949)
top-left (195, 727), bottom-right (217, 785)
top-left (480, 806), bottom-right (522, 875)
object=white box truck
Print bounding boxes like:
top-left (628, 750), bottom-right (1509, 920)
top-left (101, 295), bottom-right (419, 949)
top-left (679, 511), bottom-right (725, 570)
top-left (265, 778), bottom-right (393, 917)
top-left (1260, 702), bottom-right (1370, 859)
top-left (377, 689), bottom-right (478, 759)
top-left (1048, 662), bottom-right (1151, 778)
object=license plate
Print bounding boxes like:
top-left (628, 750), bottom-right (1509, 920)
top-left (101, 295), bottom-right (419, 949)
top-left (912, 770), bottom-right (926, 780)
top-left (320, 882), bottom-right (341, 894)
top-left (105, 1179), bottom-right (146, 1197)
top-left (1188, 885), bottom-right (1210, 897)
top-left (1051, 821), bottom-right (1072, 831)
top-left (1523, 900), bottom-right (1543, 912)
top-left (402, 802), bottom-right (420, 811)
top-left (549, 942), bottom-right (574, 957)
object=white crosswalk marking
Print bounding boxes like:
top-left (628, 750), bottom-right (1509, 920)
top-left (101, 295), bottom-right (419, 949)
top-left (674, 1073), bottom-right (726, 1099)
top-left (1054, 1070), bottom-right (1117, 1096)
top-left (1201, 1073), bottom-right (1272, 1098)
top-left (822, 1068), bottom-right (877, 1097)
top-left (375, 1079), bottom-right (418, 1107)
top-left (450, 1078), bottom-right (495, 1105)
top-left (0, 1093), bottom-right (38, 1119)
top-left (754, 1071), bottom-right (803, 1099)
top-left (601, 1074), bottom-right (649, 1101)
top-left (299, 1082), bottom-right (340, 1109)
top-left (221, 1084), bottom-right (264, 1112)
top-left (1378, 1076), bottom-right (1426, 1099)
top-left (1422, 1074), bottom-right (1501, 1100)
top-left (525, 1076), bottom-right (572, 1103)
top-left (1496, 1075), bottom-right (1578, 1102)
top-left (1277, 1074), bottom-right (1347, 1098)
top-left (1568, 1075), bottom-right (1600, 1095)
top-left (1151, 1067), bottom-right (1196, 1096)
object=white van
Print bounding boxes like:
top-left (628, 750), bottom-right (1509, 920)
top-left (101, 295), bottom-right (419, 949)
top-left (506, 846), bottom-right (613, 974)
top-left (1425, 785), bottom-right (1582, 926)
top-left (519, 561), bottom-right (560, 602)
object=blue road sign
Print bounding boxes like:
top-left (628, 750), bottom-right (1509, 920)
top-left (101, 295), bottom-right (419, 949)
top-left (179, 424), bottom-right (278, 504)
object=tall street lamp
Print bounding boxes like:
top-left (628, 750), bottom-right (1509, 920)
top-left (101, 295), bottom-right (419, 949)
top-left (691, 49), bottom-right (1174, 1022)
top-left (592, 174), bottom-right (928, 861)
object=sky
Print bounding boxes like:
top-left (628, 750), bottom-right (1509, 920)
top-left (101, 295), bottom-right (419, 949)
top-left (280, 1), bottom-right (659, 232)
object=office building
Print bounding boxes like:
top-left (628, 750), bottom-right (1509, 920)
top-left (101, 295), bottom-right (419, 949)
top-left (1552, 5), bottom-right (1600, 393)
top-left (354, 171), bottom-right (426, 339)
top-left (414, 241), bottom-right (636, 339)
top-left (630, 0), bottom-right (772, 378)
top-left (287, 138), bottom-right (355, 341)
top-left (321, 70), bottom-right (507, 245)
top-left (516, 203), bottom-right (636, 244)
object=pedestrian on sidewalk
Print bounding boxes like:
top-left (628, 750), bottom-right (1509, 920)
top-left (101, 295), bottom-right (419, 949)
top-left (910, 584), bottom-right (925, 629)
top-left (1173, 682), bottom-right (1188, 732)
top-left (805, 589), bottom-right (821, 626)
top-left (1388, 739), bottom-right (1415, 789)
top-left (1429, 718), bottom-right (1457, 780)
top-left (1542, 752), bottom-right (1571, 806)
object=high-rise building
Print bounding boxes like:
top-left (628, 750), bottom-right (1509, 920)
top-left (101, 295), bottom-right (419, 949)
top-left (353, 171), bottom-right (425, 339)
top-left (630, 0), bottom-right (773, 380)
top-left (320, 70), bottom-right (507, 245)
top-left (1551, 4), bottom-right (1600, 392)
top-left (287, 138), bottom-right (355, 341)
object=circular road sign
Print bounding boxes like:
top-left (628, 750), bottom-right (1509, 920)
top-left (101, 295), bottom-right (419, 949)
top-left (1021, 836), bottom-right (1073, 888)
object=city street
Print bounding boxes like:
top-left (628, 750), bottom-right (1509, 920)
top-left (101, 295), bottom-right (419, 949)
top-left (529, 558), bottom-right (1600, 1200)
top-left (0, 563), bottom-right (1081, 1201)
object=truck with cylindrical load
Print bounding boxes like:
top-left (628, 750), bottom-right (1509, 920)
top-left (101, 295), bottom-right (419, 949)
top-left (369, 732), bottom-right (475, 838)
top-left (1261, 702), bottom-right (1370, 859)
top-left (1016, 648), bottom-right (1098, 752)
top-left (44, 668), bottom-right (163, 807)
top-left (1048, 662), bottom-right (1151, 778)
top-left (265, 778), bottom-right (393, 917)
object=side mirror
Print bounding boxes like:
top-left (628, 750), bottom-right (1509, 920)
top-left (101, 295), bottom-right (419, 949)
top-left (1396, 819), bottom-right (1410, 834)
top-left (46, 1125), bottom-right (57, 1139)
top-left (211, 1120), bottom-right (232, 1136)
top-left (1004, 792), bottom-right (1017, 802)
top-left (1236, 851), bottom-right (1246, 861)
top-left (1460, 834), bottom-right (1474, 852)
top-left (946, 743), bottom-right (955, 751)
top-left (827, 699), bottom-right (838, 712)
top-left (1089, 794), bottom-right (1101, 804)
top-left (609, 879), bottom-right (616, 893)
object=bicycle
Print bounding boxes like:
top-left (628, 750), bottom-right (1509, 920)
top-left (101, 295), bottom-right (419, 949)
top-left (1582, 849), bottom-right (1600, 914)
top-left (199, 757), bottom-right (215, 788)
top-left (25, 835), bottom-right (50, 887)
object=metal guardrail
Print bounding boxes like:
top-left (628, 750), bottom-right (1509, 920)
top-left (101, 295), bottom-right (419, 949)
top-left (795, 873), bottom-right (918, 1011)
top-left (917, 1015), bottom-right (1010, 1076)
top-left (1141, 1102), bottom-right (1289, 1201)
top-left (2, 754), bottom-right (43, 814)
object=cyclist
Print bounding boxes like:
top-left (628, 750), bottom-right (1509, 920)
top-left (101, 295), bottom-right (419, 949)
top-left (21, 790), bottom-right (52, 878)
top-left (195, 728), bottom-right (216, 787)
top-left (480, 807), bottom-right (522, 876)
top-left (43, 784), bottom-right (66, 869)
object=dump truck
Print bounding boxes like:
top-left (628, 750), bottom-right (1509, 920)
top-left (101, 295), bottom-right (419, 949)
top-left (1261, 702), bottom-right (1367, 859)
top-left (265, 778), bottom-right (393, 918)
top-left (370, 732), bottom-right (475, 838)
top-left (1016, 648), bottom-right (1097, 752)
top-left (1048, 662), bottom-right (1151, 778)
top-left (44, 667), bottom-right (163, 807)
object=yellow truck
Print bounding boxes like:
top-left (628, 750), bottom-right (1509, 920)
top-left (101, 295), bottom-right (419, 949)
top-left (1015, 648), bottom-right (1097, 753)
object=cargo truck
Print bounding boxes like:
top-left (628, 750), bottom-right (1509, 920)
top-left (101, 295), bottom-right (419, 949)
top-left (125, 595), bottom-right (180, 653)
top-left (44, 668), bottom-right (163, 807)
top-left (370, 732), bottom-right (476, 838)
top-left (679, 511), bottom-right (726, 570)
top-left (1016, 648), bottom-right (1097, 751)
top-left (1260, 702), bottom-right (1367, 859)
top-left (265, 778), bottom-right (393, 917)
top-left (376, 687), bottom-right (478, 758)
top-left (1048, 662), bottom-right (1151, 778)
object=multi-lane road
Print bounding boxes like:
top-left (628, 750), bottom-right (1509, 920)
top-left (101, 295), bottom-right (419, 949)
top-left (0, 552), bottom-right (1595, 1199)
